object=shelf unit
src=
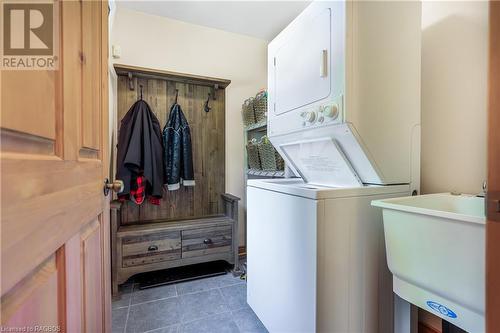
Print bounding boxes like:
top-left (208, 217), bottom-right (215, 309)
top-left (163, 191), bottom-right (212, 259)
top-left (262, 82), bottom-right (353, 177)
top-left (244, 121), bottom-right (285, 180)
top-left (247, 169), bottom-right (285, 178)
top-left (242, 96), bottom-right (286, 252)
top-left (245, 121), bottom-right (267, 132)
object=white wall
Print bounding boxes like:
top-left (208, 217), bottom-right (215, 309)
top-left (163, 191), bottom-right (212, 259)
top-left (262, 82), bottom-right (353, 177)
top-left (111, 8), bottom-right (268, 245)
top-left (421, 1), bottom-right (489, 196)
top-left (111, 1), bottom-right (489, 247)
top-left (420, 1), bottom-right (489, 330)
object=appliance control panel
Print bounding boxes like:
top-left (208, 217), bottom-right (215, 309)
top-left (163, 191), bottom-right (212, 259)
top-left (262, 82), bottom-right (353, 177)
top-left (300, 103), bottom-right (340, 127)
top-left (269, 95), bottom-right (344, 136)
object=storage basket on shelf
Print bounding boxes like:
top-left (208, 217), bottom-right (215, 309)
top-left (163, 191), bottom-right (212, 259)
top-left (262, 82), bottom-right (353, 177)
top-left (275, 149), bottom-right (285, 171)
top-left (253, 91), bottom-right (267, 124)
top-left (242, 98), bottom-right (256, 127)
top-left (246, 138), bottom-right (261, 170)
top-left (258, 136), bottom-right (285, 171)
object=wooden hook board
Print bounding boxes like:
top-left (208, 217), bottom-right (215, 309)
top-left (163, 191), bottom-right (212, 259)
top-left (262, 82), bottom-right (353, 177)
top-left (116, 73), bottom-right (226, 224)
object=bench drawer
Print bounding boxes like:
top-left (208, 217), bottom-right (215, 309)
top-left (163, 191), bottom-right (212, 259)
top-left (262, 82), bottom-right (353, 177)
top-left (182, 225), bottom-right (232, 258)
top-left (122, 231), bottom-right (181, 267)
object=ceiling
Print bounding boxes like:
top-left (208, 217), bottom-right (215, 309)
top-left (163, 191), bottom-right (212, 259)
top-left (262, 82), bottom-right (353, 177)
top-left (116, 1), bottom-right (310, 41)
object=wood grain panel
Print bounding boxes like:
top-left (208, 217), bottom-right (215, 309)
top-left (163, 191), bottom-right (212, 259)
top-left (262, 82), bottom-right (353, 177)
top-left (81, 0), bottom-right (101, 152)
top-left (181, 225), bottom-right (232, 258)
top-left (1, 128), bottom-right (55, 155)
top-left (116, 75), bottom-right (226, 224)
top-left (1, 255), bottom-right (59, 326)
top-left (182, 244), bottom-right (231, 259)
top-left (122, 230), bottom-right (181, 267)
top-left (99, 1), bottom-right (111, 326)
top-left (1, 71), bottom-right (58, 141)
top-left (111, 202), bottom-right (239, 291)
top-left (114, 64), bottom-right (231, 89)
top-left (122, 250), bottom-right (182, 268)
top-left (122, 231), bottom-right (181, 256)
top-left (1, 159), bottom-right (103, 294)
top-left (82, 220), bottom-right (103, 333)
top-left (487, 2), bottom-right (500, 332)
top-left (65, 231), bottom-right (83, 332)
top-left (61, 0), bottom-right (82, 161)
top-left (1, 0), bottom-right (110, 330)
top-left (419, 322), bottom-right (441, 333)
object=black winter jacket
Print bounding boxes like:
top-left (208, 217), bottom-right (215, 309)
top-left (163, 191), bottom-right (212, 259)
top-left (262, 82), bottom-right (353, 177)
top-left (163, 103), bottom-right (195, 190)
top-left (116, 100), bottom-right (164, 200)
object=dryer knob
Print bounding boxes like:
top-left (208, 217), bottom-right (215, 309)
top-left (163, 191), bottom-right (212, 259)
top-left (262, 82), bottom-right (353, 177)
top-left (305, 111), bottom-right (316, 123)
top-left (323, 104), bottom-right (339, 119)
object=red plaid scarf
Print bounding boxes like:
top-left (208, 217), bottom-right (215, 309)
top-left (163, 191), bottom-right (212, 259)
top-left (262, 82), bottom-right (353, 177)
top-left (130, 175), bottom-right (145, 204)
top-left (118, 175), bottom-right (161, 205)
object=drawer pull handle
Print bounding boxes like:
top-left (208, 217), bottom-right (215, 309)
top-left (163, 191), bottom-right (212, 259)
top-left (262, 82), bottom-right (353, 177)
top-left (148, 245), bottom-right (158, 252)
top-left (203, 238), bottom-right (213, 245)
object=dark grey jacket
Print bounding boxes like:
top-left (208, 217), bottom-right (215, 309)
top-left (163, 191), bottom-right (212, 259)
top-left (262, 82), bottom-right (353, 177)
top-left (116, 99), bottom-right (164, 200)
top-left (163, 103), bottom-right (195, 190)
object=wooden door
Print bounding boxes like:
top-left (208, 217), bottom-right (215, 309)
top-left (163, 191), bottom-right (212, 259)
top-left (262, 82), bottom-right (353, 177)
top-left (487, 1), bottom-right (500, 332)
top-left (0, 1), bottom-right (110, 332)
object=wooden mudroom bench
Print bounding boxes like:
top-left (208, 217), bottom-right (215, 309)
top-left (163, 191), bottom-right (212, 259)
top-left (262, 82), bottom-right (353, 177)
top-left (112, 65), bottom-right (236, 298)
top-left (111, 193), bottom-right (240, 298)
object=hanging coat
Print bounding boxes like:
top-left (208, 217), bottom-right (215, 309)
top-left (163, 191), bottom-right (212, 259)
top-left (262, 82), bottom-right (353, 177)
top-left (116, 99), bottom-right (164, 204)
top-left (163, 103), bottom-right (195, 191)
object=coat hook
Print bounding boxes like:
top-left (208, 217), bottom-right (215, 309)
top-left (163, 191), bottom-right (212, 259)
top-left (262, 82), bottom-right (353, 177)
top-left (212, 84), bottom-right (218, 100)
top-left (128, 72), bottom-right (134, 90)
top-left (175, 89), bottom-right (179, 104)
top-left (139, 85), bottom-right (143, 100)
top-left (204, 93), bottom-right (211, 113)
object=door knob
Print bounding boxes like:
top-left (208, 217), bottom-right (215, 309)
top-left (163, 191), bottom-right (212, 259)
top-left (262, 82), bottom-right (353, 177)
top-left (104, 178), bottom-right (124, 196)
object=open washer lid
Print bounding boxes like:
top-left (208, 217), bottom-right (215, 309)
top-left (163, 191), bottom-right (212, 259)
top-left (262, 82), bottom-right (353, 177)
top-left (275, 123), bottom-right (385, 187)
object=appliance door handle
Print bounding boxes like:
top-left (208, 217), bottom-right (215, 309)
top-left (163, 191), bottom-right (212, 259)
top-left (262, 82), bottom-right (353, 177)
top-left (320, 49), bottom-right (328, 77)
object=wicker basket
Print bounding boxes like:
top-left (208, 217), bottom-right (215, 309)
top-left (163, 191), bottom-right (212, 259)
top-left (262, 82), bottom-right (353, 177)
top-left (253, 91), bottom-right (267, 124)
top-left (275, 150), bottom-right (285, 171)
top-left (242, 98), bottom-right (256, 127)
top-left (246, 139), bottom-right (261, 170)
top-left (258, 136), bottom-right (284, 171)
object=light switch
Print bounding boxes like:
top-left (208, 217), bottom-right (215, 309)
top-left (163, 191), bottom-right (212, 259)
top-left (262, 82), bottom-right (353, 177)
top-left (112, 45), bottom-right (121, 59)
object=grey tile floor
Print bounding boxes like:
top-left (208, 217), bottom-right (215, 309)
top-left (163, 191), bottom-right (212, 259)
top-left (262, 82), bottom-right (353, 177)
top-left (112, 273), bottom-right (268, 333)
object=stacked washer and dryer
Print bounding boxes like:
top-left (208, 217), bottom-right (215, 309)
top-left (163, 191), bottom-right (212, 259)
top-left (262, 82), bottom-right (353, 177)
top-left (247, 1), bottom-right (422, 332)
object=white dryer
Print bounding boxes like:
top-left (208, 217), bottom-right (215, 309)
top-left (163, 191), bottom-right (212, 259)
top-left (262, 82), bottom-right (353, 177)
top-left (247, 1), bottom-right (421, 332)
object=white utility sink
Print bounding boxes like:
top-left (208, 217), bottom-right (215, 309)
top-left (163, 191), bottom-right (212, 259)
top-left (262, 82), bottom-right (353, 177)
top-left (372, 193), bottom-right (485, 333)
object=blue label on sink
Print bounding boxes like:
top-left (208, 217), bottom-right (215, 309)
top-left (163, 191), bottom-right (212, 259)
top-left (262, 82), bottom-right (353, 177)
top-left (426, 301), bottom-right (457, 318)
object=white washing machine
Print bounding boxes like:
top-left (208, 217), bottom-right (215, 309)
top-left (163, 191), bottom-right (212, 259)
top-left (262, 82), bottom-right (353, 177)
top-left (247, 1), bottom-right (422, 332)
top-left (247, 180), bottom-right (409, 333)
